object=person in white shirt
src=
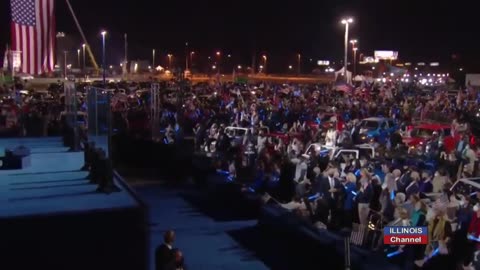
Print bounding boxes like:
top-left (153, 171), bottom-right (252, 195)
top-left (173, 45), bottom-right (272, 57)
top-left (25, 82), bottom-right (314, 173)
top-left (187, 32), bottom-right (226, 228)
top-left (463, 144), bottom-right (477, 176)
top-left (325, 127), bottom-right (337, 147)
top-left (291, 156), bottom-right (308, 182)
top-left (256, 130), bottom-right (267, 154)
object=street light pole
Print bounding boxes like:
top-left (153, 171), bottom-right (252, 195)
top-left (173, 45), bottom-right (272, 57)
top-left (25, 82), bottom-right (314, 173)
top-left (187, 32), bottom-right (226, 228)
top-left (101, 31), bottom-right (107, 87)
top-left (77, 49), bottom-right (81, 69)
top-left (341, 18), bottom-right (353, 80)
top-left (167, 54), bottom-right (172, 69)
top-left (297, 53), bottom-right (301, 75)
top-left (185, 42), bottom-right (189, 71)
top-left (82, 44), bottom-right (86, 71)
top-left (353, 47), bottom-right (358, 76)
top-left (216, 51), bottom-right (221, 74)
top-left (350, 39), bottom-right (358, 76)
top-left (262, 55), bottom-right (267, 74)
top-left (152, 49), bottom-right (156, 68)
top-left (64, 51), bottom-right (68, 78)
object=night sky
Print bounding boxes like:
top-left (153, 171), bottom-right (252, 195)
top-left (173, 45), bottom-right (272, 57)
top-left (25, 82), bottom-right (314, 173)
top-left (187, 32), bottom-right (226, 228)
top-left (1, 0), bottom-right (479, 71)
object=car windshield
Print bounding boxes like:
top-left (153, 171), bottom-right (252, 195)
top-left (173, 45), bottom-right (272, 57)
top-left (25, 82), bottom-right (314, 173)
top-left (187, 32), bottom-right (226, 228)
top-left (360, 120), bottom-right (378, 129)
top-left (410, 128), bottom-right (434, 137)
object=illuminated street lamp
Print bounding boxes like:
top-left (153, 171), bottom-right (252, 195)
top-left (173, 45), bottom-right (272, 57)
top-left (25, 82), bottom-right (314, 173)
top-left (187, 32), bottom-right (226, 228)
top-left (289, 65), bottom-right (293, 70)
top-left (353, 47), bottom-right (358, 76)
top-left (77, 49), bottom-right (81, 68)
top-left (215, 51), bottom-right (221, 73)
top-left (237, 65), bottom-right (242, 69)
top-left (82, 44), bottom-right (86, 70)
top-left (262, 55), bottom-right (267, 74)
top-left (341, 17), bottom-right (353, 78)
top-left (152, 49), bottom-right (156, 67)
top-left (190, 51), bottom-right (195, 66)
top-left (101, 30), bottom-right (107, 87)
top-left (297, 53), bottom-right (301, 75)
top-left (167, 54), bottom-right (173, 69)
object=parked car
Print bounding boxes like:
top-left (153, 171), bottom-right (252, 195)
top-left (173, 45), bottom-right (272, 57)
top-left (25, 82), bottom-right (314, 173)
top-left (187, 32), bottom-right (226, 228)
top-left (402, 123), bottom-right (459, 153)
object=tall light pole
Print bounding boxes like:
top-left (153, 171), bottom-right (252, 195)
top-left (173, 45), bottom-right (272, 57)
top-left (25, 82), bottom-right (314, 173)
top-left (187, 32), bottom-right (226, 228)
top-left (101, 30), bottom-right (107, 87)
top-left (77, 49), bottom-right (81, 68)
top-left (353, 47), bottom-right (358, 76)
top-left (341, 17), bottom-right (353, 79)
top-left (350, 39), bottom-right (358, 76)
top-left (185, 42), bottom-right (189, 71)
top-left (167, 54), bottom-right (172, 69)
top-left (297, 53), bottom-right (301, 75)
top-left (262, 55), bottom-right (267, 74)
top-left (190, 51), bottom-right (195, 67)
top-left (152, 49), bottom-right (156, 68)
top-left (216, 51), bottom-right (221, 73)
top-left (82, 44), bottom-right (86, 71)
top-left (63, 51), bottom-right (68, 78)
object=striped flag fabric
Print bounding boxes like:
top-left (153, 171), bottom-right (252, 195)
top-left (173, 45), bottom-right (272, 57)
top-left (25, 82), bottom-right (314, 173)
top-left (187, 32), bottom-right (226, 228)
top-left (335, 82), bottom-right (353, 93)
top-left (10, 0), bottom-right (55, 75)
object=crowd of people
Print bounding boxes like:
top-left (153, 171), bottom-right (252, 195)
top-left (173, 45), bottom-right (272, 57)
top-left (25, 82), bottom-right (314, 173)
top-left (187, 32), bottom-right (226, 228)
top-left (186, 78), bottom-right (480, 269)
top-left (3, 76), bottom-right (480, 269)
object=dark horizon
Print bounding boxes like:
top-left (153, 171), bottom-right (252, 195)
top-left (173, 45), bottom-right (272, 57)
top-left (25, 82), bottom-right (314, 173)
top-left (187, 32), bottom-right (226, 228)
top-left (1, 0), bottom-right (479, 72)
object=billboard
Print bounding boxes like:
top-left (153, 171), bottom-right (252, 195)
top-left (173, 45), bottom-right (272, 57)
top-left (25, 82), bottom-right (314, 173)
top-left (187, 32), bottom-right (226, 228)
top-left (374, 51), bottom-right (398, 60)
top-left (317, 60), bottom-right (330, 66)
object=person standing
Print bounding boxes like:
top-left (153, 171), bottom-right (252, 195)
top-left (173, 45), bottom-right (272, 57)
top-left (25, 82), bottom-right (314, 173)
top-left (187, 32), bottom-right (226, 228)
top-left (356, 169), bottom-right (373, 225)
top-left (343, 173), bottom-right (357, 228)
top-left (321, 168), bottom-right (342, 228)
top-left (156, 230), bottom-right (183, 270)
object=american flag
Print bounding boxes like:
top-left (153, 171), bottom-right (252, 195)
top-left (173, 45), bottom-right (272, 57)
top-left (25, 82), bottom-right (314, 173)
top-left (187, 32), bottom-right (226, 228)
top-left (335, 82), bottom-right (353, 93)
top-left (10, 0), bottom-right (55, 75)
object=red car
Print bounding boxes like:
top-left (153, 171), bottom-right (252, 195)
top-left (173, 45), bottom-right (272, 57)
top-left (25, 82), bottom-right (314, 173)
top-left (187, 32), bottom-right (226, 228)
top-left (402, 123), bottom-right (458, 153)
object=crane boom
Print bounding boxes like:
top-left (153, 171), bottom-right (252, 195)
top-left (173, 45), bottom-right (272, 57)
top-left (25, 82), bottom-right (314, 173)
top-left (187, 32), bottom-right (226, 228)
top-left (65, 0), bottom-right (99, 70)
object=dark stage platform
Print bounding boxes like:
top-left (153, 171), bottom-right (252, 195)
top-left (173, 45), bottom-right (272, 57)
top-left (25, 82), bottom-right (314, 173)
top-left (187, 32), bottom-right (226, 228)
top-left (0, 137), bottom-right (148, 270)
